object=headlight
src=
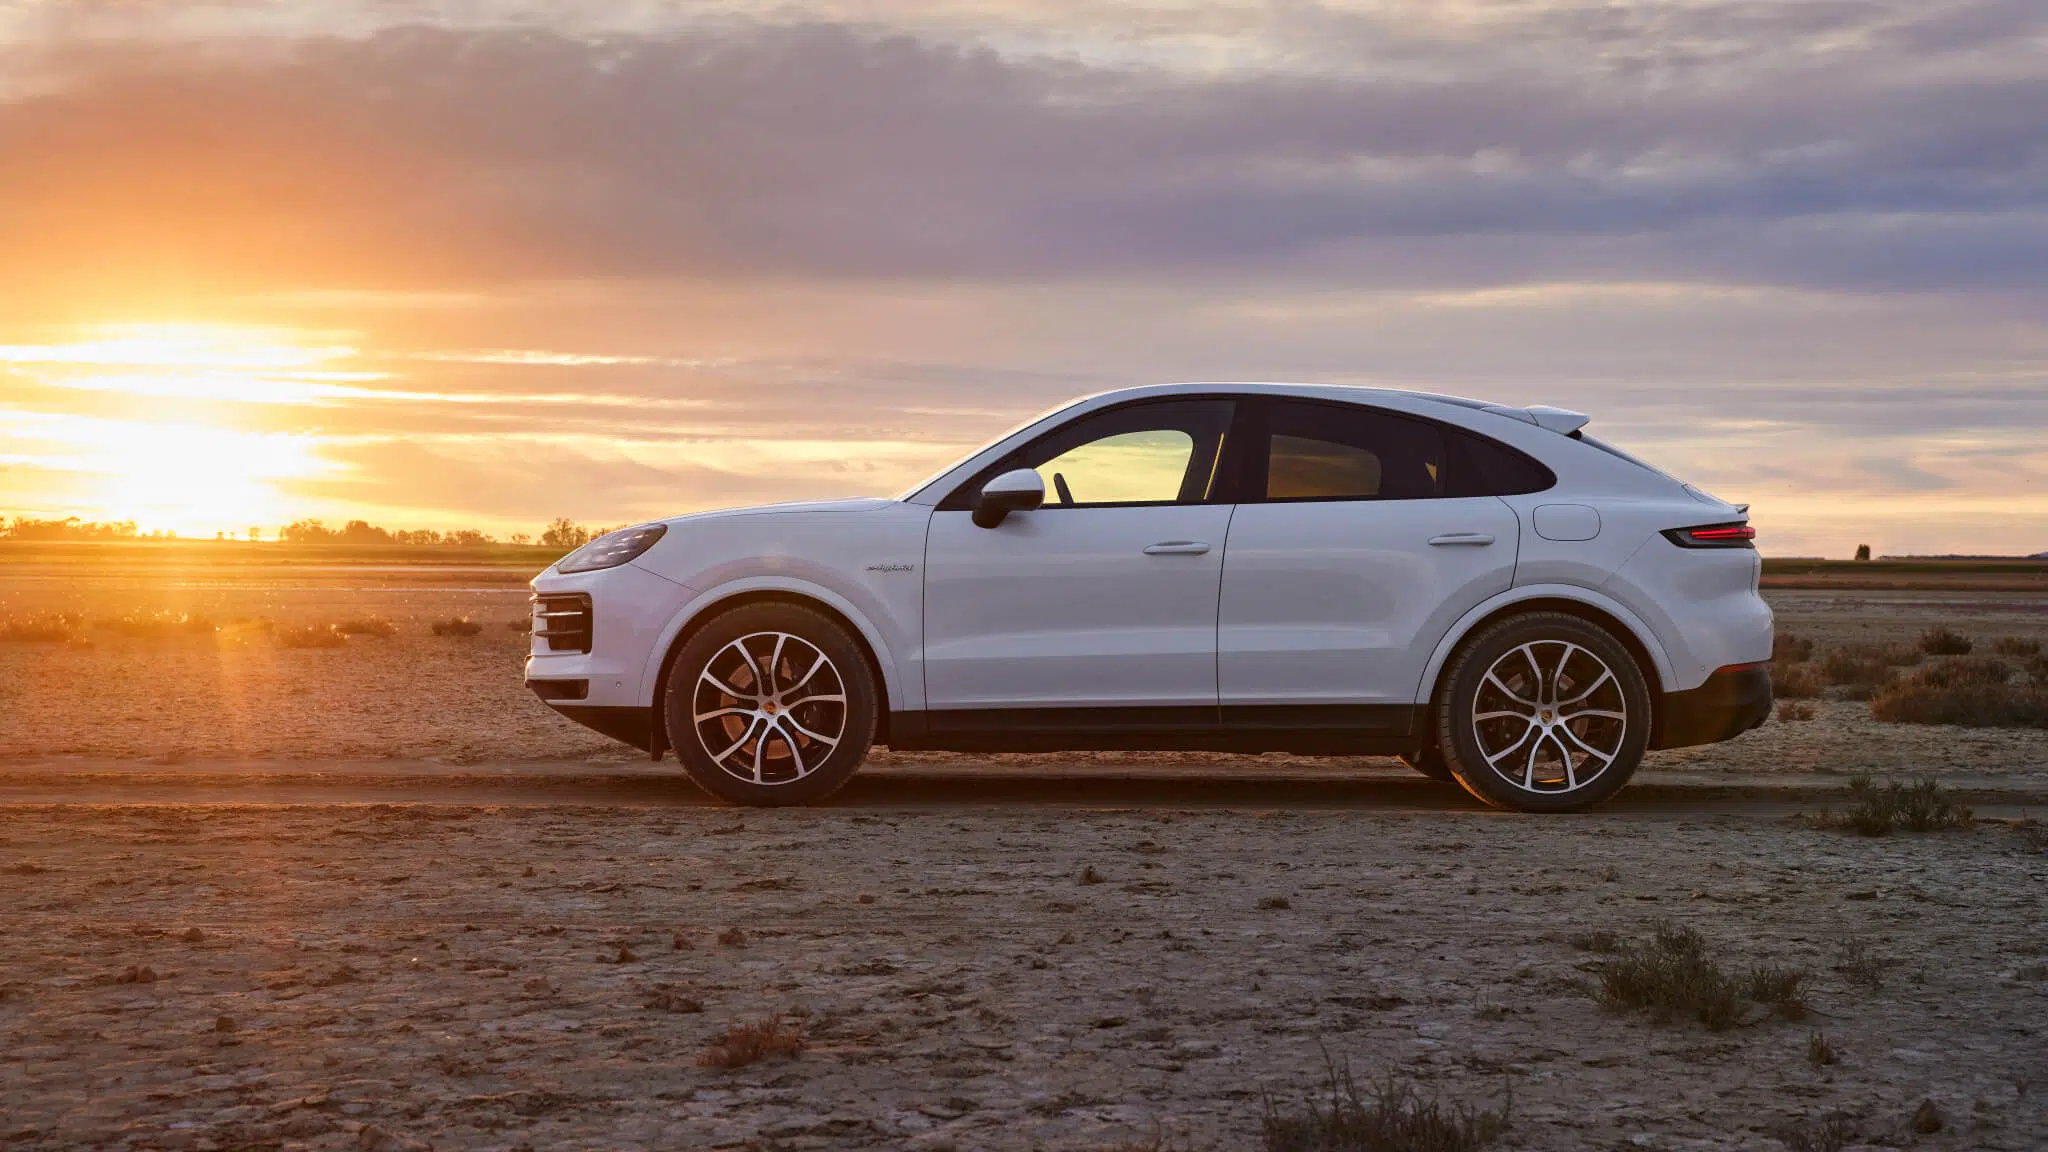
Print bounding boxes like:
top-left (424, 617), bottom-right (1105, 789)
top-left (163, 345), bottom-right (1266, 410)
top-left (556, 524), bottom-right (668, 574)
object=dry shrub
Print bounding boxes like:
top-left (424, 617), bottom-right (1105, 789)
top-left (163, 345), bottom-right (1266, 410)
top-left (1870, 659), bottom-right (2048, 728)
top-left (1836, 641), bottom-right (1921, 667)
top-left (432, 617), bottom-right (483, 637)
top-left (1773, 663), bottom-right (1825, 699)
top-left (1992, 636), bottom-right (2042, 657)
top-left (93, 612), bottom-right (217, 639)
top-left (0, 615), bottom-right (77, 643)
top-left (1820, 651), bottom-right (1893, 688)
top-left (505, 618), bottom-right (533, 633)
top-left (1777, 701), bottom-right (1815, 722)
top-left (1596, 923), bottom-right (1807, 1030)
top-left (696, 1014), bottom-right (805, 1068)
top-left (276, 625), bottom-right (348, 649)
top-left (2031, 655), bottom-right (2048, 684)
top-left (1806, 775), bottom-right (1974, 836)
top-left (335, 617), bottom-right (399, 637)
top-left (1772, 633), bottom-right (1815, 664)
top-left (1261, 1061), bottom-right (1508, 1152)
top-left (1919, 626), bottom-right (1973, 655)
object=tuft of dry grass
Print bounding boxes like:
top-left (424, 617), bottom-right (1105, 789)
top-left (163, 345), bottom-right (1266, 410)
top-left (1772, 632), bottom-right (1816, 664)
top-left (1837, 641), bottom-right (1922, 667)
top-left (1820, 651), bottom-right (1894, 688)
top-left (1772, 663), bottom-right (1825, 699)
top-left (1870, 658), bottom-right (2048, 728)
top-left (1833, 938), bottom-right (1890, 990)
top-left (0, 614), bottom-right (79, 643)
top-left (275, 625), bottom-right (348, 649)
top-left (335, 617), bottom-right (399, 637)
top-left (431, 616), bottom-right (484, 637)
top-left (1918, 625), bottom-right (1972, 655)
top-left (1776, 701), bottom-right (1815, 722)
top-left (1595, 922), bottom-right (1808, 1030)
top-left (1805, 1032), bottom-right (1837, 1067)
top-left (1261, 1059), bottom-right (1509, 1152)
top-left (1079, 865), bottom-right (1106, 885)
top-left (92, 612), bottom-right (217, 639)
top-left (1780, 1112), bottom-right (1857, 1152)
top-left (695, 1013), bottom-right (805, 1069)
top-left (1805, 775), bottom-right (1973, 836)
top-left (1992, 636), bottom-right (2042, 657)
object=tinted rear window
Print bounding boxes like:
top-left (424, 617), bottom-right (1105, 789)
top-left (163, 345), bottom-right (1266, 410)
top-left (1447, 432), bottom-right (1555, 497)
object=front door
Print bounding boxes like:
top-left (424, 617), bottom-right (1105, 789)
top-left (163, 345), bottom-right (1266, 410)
top-left (922, 398), bottom-right (1237, 716)
top-left (1218, 398), bottom-right (1519, 721)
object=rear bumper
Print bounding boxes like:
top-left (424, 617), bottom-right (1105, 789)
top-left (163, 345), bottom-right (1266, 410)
top-left (1653, 663), bottom-right (1772, 750)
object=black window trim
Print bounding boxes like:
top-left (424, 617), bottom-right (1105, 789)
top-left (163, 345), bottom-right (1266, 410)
top-left (1238, 396), bottom-right (1556, 505)
top-left (936, 395), bottom-right (1250, 511)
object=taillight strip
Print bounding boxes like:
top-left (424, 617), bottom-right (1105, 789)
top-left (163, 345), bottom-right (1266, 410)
top-left (1662, 522), bottom-right (1756, 549)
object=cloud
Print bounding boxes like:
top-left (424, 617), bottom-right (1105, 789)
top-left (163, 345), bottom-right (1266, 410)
top-left (1, 8), bottom-right (2044, 295)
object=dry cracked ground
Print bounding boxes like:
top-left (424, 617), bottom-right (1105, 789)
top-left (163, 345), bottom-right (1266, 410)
top-left (2, 573), bottom-right (2047, 1149)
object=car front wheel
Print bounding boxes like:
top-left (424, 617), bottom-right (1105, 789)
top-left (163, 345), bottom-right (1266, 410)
top-left (1433, 612), bottom-right (1652, 813)
top-left (663, 602), bottom-right (877, 806)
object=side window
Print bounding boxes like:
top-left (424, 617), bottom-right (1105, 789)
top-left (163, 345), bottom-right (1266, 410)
top-left (1259, 401), bottom-right (1444, 501)
top-left (1447, 432), bottom-right (1556, 497)
top-left (1036, 429), bottom-right (1196, 506)
top-left (944, 399), bottom-right (1235, 509)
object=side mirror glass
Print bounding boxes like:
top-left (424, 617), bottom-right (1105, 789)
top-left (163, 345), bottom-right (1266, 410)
top-left (973, 468), bottom-right (1045, 528)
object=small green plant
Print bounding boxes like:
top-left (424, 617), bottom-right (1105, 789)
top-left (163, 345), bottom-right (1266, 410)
top-left (1807, 776), bottom-right (1974, 835)
top-left (1919, 626), bottom-right (1972, 655)
top-left (1595, 922), bottom-right (1807, 1030)
top-left (1261, 1058), bottom-right (1509, 1152)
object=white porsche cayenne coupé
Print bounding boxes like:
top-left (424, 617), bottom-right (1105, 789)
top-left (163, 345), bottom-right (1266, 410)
top-left (526, 383), bottom-right (1773, 813)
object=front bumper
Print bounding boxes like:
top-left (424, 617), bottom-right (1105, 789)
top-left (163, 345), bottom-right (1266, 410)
top-left (1653, 662), bottom-right (1773, 750)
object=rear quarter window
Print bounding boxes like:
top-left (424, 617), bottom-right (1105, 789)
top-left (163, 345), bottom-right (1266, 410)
top-left (1447, 432), bottom-right (1555, 497)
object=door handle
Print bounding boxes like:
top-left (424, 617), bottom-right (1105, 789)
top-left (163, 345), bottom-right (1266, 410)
top-left (1143, 541), bottom-right (1211, 555)
top-left (1428, 533), bottom-right (1495, 546)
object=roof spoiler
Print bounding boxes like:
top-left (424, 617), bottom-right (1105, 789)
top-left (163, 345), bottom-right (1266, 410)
top-left (1481, 403), bottom-right (1591, 436)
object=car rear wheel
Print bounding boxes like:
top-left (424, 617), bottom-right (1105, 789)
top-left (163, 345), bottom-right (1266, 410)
top-left (663, 602), bottom-right (877, 806)
top-left (1433, 612), bottom-right (1652, 813)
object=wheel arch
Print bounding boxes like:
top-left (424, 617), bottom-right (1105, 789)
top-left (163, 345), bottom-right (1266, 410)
top-left (1415, 585), bottom-right (1675, 739)
top-left (641, 580), bottom-right (899, 757)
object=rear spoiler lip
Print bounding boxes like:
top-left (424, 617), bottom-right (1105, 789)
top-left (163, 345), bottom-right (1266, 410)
top-left (1481, 403), bottom-right (1592, 436)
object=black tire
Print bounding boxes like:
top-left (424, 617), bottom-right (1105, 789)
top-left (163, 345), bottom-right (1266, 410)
top-left (1433, 611), bottom-right (1652, 813)
top-left (662, 602), bottom-right (877, 806)
top-left (1399, 746), bottom-right (1457, 783)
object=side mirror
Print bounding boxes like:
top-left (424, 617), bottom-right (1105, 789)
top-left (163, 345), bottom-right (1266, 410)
top-left (972, 469), bottom-right (1045, 529)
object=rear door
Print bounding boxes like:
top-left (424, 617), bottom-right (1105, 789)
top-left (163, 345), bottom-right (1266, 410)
top-left (1217, 398), bottom-right (1521, 719)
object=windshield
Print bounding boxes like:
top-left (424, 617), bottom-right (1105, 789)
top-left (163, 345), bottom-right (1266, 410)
top-left (894, 394), bottom-right (1092, 501)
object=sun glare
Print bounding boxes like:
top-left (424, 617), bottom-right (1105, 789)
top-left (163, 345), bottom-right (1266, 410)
top-left (0, 323), bottom-right (356, 535)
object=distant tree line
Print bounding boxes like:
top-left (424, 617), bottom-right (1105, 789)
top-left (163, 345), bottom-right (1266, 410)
top-left (2, 515), bottom-right (622, 547)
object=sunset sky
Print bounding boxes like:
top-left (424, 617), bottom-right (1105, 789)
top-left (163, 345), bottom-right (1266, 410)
top-left (1, 1), bottom-right (2043, 556)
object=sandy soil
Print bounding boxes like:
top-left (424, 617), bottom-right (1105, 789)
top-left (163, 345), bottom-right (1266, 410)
top-left (3, 799), bottom-right (2045, 1151)
top-left (3, 571), bottom-right (2046, 1150)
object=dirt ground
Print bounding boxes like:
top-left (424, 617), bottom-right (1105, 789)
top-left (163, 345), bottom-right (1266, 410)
top-left (2, 570), bottom-right (2046, 1150)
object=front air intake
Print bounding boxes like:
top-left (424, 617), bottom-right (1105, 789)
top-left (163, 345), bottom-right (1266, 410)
top-left (532, 593), bottom-right (593, 653)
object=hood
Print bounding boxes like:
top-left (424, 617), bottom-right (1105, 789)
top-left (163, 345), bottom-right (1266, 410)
top-left (657, 497), bottom-right (895, 527)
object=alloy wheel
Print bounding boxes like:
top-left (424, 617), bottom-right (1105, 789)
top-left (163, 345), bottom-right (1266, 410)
top-left (1470, 640), bottom-right (1628, 795)
top-left (691, 631), bottom-right (848, 786)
